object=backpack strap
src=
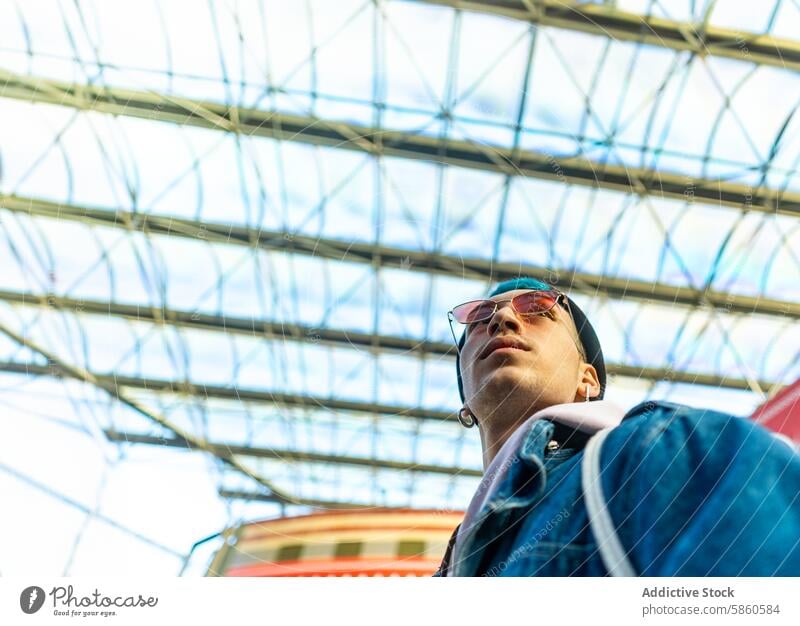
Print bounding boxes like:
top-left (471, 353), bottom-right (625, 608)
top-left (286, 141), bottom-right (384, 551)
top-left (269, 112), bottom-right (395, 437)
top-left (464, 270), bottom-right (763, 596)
top-left (581, 426), bottom-right (637, 576)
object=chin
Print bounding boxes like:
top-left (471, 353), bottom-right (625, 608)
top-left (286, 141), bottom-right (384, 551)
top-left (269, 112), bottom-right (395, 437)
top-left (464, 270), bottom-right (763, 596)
top-left (477, 365), bottom-right (535, 400)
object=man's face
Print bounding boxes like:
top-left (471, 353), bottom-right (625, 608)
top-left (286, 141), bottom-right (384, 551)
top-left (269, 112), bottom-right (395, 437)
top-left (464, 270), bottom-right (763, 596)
top-left (459, 289), bottom-right (586, 422)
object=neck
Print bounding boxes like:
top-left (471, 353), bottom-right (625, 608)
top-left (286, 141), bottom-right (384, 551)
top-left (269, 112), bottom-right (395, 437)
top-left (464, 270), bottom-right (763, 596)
top-left (478, 401), bottom-right (597, 470)
top-left (479, 415), bottom-right (531, 470)
top-left (477, 398), bottom-right (540, 469)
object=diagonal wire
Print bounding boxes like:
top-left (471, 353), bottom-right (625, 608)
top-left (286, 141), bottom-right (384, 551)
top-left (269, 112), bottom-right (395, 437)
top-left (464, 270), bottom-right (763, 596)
top-left (0, 317), bottom-right (325, 508)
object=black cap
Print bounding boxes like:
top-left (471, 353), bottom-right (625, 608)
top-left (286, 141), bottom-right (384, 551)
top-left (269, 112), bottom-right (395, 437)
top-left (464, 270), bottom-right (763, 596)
top-left (455, 277), bottom-right (606, 403)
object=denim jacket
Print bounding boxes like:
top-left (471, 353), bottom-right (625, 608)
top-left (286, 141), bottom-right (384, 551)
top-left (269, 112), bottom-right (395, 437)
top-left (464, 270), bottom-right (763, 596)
top-left (435, 400), bottom-right (800, 576)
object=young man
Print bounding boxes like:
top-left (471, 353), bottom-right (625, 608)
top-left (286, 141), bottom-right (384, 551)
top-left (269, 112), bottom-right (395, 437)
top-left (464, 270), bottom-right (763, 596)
top-left (435, 276), bottom-right (800, 576)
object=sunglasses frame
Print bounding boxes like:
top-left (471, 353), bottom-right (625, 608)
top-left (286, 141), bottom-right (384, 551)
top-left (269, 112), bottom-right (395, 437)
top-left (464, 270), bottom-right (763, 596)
top-left (447, 289), bottom-right (586, 359)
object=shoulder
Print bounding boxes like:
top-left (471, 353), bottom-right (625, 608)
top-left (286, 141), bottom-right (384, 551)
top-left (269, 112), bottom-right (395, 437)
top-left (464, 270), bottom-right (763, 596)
top-left (596, 401), bottom-right (800, 575)
top-left (602, 399), bottom-right (796, 478)
top-left (619, 398), bottom-right (742, 431)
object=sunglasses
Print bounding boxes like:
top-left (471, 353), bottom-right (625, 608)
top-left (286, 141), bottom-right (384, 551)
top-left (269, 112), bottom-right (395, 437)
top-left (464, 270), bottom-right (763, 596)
top-left (447, 289), bottom-right (582, 356)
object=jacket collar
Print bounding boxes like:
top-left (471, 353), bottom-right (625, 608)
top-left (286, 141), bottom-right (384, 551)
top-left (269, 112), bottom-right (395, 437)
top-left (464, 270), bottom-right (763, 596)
top-left (444, 399), bottom-right (627, 576)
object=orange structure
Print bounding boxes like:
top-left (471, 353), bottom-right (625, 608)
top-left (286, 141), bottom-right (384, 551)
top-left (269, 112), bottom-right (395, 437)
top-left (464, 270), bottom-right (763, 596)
top-left (207, 508), bottom-right (463, 577)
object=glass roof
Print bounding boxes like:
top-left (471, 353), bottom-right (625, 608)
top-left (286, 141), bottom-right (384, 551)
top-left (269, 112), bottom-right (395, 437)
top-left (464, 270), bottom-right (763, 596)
top-left (1, 0), bottom-right (798, 574)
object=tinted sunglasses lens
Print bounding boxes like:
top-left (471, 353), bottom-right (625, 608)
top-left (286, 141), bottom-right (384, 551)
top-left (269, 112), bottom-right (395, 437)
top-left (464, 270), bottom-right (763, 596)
top-left (452, 300), bottom-right (496, 323)
top-left (513, 291), bottom-right (558, 314)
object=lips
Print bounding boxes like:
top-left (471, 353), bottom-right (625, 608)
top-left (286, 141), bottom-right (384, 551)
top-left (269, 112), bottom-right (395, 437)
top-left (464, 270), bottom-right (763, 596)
top-left (480, 336), bottom-right (530, 360)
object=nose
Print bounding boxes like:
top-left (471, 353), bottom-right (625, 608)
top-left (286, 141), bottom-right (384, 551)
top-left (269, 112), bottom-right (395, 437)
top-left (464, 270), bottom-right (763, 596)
top-left (487, 301), bottom-right (522, 336)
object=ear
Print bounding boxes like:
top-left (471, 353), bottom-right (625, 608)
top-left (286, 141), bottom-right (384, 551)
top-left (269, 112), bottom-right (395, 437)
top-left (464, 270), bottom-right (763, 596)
top-left (573, 363), bottom-right (600, 402)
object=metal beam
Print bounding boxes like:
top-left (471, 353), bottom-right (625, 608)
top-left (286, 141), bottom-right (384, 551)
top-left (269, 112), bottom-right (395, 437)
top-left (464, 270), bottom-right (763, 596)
top-left (1, 70), bottom-right (798, 216)
top-left (2, 194), bottom-right (798, 320)
top-left (0, 356), bottom-right (778, 414)
top-left (218, 489), bottom-right (372, 510)
top-left (0, 289), bottom-right (785, 393)
top-left (0, 360), bottom-right (456, 421)
top-left (0, 324), bottom-right (321, 509)
top-left (411, 0), bottom-right (800, 72)
top-left (0, 288), bottom-right (451, 357)
top-left (104, 429), bottom-right (483, 477)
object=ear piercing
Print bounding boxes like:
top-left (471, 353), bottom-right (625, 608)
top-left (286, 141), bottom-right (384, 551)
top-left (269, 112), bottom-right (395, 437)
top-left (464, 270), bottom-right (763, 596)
top-left (458, 407), bottom-right (477, 428)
